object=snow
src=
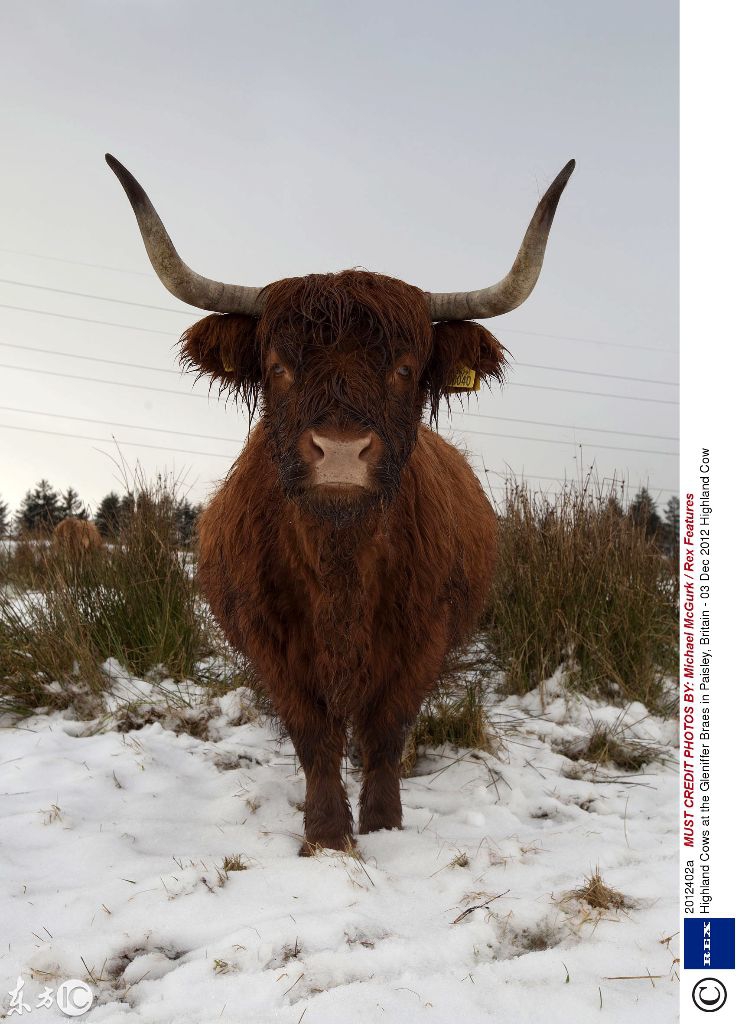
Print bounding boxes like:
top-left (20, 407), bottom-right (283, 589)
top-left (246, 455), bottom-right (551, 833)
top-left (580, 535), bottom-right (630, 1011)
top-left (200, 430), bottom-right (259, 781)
top-left (1, 674), bottom-right (679, 1023)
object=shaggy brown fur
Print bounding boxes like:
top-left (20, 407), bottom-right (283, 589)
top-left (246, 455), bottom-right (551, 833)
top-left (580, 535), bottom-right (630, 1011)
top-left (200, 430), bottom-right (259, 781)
top-left (53, 517), bottom-right (103, 556)
top-left (186, 270), bottom-right (505, 853)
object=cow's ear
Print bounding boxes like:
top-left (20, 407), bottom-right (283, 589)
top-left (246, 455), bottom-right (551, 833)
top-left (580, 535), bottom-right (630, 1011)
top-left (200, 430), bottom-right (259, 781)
top-left (180, 313), bottom-right (262, 403)
top-left (424, 320), bottom-right (508, 415)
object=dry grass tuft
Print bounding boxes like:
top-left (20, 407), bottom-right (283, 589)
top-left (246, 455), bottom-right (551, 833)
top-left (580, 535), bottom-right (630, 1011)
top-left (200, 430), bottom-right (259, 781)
top-left (566, 869), bottom-right (627, 911)
top-left (404, 647), bottom-right (495, 773)
top-left (563, 722), bottom-right (660, 772)
top-left (222, 854), bottom-right (249, 872)
top-left (514, 921), bottom-right (563, 952)
top-left (113, 701), bottom-right (212, 739)
top-left (0, 570), bottom-right (107, 718)
top-left (413, 683), bottom-right (491, 752)
top-left (0, 537), bottom-right (52, 590)
top-left (41, 803), bottom-right (63, 825)
top-left (399, 731), bottom-right (419, 778)
top-left (280, 938), bottom-right (302, 964)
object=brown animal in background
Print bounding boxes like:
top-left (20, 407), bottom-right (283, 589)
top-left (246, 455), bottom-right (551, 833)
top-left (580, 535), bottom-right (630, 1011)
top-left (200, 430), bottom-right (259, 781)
top-left (53, 517), bottom-right (102, 556)
top-left (107, 154), bottom-right (574, 854)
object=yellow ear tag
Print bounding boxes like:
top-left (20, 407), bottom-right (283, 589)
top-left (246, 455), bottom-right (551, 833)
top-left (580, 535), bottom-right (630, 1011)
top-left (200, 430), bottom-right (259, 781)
top-left (222, 357), bottom-right (235, 373)
top-left (446, 365), bottom-right (480, 392)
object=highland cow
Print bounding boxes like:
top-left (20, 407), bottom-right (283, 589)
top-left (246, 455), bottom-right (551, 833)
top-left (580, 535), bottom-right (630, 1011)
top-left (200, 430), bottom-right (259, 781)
top-left (107, 154), bottom-right (574, 854)
top-left (53, 517), bottom-right (102, 556)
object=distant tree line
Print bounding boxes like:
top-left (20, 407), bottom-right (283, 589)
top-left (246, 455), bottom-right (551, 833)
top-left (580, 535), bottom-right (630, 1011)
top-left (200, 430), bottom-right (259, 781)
top-left (0, 481), bottom-right (202, 546)
top-left (0, 481), bottom-right (681, 554)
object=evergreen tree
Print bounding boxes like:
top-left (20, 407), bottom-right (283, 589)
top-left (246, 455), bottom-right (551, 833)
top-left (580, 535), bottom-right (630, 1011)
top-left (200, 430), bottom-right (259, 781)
top-left (95, 492), bottom-right (122, 538)
top-left (120, 492), bottom-right (136, 531)
top-left (604, 494), bottom-right (625, 520)
top-left (176, 499), bottom-right (202, 547)
top-left (16, 480), bottom-right (63, 535)
top-left (60, 487), bottom-right (88, 520)
top-left (629, 487), bottom-right (661, 539)
top-left (662, 495), bottom-right (680, 559)
top-left (0, 497), bottom-right (9, 538)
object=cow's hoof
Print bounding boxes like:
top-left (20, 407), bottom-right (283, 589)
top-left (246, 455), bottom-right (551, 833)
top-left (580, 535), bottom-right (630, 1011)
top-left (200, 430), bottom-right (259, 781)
top-left (358, 816), bottom-right (402, 835)
top-left (299, 835), bottom-right (356, 857)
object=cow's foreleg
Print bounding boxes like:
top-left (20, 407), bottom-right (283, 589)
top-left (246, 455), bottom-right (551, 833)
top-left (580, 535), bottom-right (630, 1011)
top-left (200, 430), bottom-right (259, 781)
top-left (355, 707), bottom-right (409, 834)
top-left (282, 699), bottom-right (353, 855)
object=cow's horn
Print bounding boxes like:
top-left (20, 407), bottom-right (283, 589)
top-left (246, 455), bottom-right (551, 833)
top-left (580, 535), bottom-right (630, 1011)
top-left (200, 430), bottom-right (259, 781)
top-left (105, 154), bottom-right (265, 315)
top-left (427, 159), bottom-right (575, 321)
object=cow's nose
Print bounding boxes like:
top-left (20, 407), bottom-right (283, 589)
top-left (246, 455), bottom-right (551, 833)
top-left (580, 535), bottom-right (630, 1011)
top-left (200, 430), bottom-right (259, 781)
top-left (308, 431), bottom-right (375, 486)
top-left (311, 432), bottom-right (372, 462)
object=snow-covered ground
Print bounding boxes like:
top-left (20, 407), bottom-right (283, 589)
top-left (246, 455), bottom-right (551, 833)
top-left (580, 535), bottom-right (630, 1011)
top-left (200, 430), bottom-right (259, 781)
top-left (1, 670), bottom-right (679, 1023)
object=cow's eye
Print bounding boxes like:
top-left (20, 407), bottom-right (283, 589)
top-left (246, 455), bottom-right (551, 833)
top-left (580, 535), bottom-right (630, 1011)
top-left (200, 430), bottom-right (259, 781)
top-left (270, 362), bottom-right (286, 377)
top-left (395, 364), bottom-right (413, 379)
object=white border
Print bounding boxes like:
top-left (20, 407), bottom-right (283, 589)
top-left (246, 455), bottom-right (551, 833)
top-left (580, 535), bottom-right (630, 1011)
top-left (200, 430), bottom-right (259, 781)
top-left (680, 1), bottom-right (742, 1018)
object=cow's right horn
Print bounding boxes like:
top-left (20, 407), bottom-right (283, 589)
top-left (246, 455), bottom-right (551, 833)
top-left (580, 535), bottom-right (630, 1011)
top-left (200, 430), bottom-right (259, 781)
top-left (105, 154), bottom-right (265, 315)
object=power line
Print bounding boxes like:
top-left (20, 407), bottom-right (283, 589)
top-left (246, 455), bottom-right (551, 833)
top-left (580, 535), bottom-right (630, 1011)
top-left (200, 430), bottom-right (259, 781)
top-left (445, 425), bottom-right (676, 457)
top-left (480, 479), bottom-right (675, 496)
top-left (0, 278), bottom-right (192, 315)
top-left (511, 361), bottom-right (676, 387)
top-left (0, 246), bottom-right (149, 277)
top-left (452, 409), bottom-right (678, 442)
top-left (0, 302), bottom-right (174, 336)
top-left (0, 340), bottom-right (179, 375)
top-left (0, 404), bottom-right (243, 443)
top-left (506, 380), bottom-right (678, 405)
top-left (0, 421), bottom-right (232, 459)
top-left (0, 362), bottom-right (211, 401)
top-left (481, 467), bottom-right (677, 493)
top-left (499, 325), bottom-right (674, 355)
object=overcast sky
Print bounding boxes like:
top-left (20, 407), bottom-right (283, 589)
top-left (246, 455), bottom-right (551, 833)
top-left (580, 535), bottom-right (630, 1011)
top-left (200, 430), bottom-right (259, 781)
top-left (0, 0), bottom-right (677, 517)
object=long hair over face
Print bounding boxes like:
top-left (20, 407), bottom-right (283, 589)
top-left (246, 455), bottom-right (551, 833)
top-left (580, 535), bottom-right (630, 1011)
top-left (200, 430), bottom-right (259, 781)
top-left (255, 271), bottom-right (433, 514)
top-left (179, 270), bottom-right (508, 525)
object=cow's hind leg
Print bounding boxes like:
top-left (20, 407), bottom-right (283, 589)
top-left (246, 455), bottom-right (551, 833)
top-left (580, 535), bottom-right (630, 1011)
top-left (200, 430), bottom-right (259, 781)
top-left (281, 699), bottom-right (353, 855)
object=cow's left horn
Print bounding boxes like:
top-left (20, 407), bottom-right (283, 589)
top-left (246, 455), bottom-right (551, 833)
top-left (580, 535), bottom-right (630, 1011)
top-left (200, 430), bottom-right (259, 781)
top-left (427, 159), bottom-right (575, 321)
top-left (105, 154), bottom-right (265, 315)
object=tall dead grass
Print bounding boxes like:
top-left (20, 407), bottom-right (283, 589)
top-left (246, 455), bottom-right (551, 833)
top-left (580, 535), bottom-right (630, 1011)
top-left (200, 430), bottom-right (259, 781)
top-left (484, 478), bottom-right (678, 713)
top-left (1, 476), bottom-right (211, 717)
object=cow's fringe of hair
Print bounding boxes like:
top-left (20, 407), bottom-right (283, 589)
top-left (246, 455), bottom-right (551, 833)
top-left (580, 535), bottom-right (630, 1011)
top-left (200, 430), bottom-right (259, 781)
top-left (257, 270), bottom-right (433, 363)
